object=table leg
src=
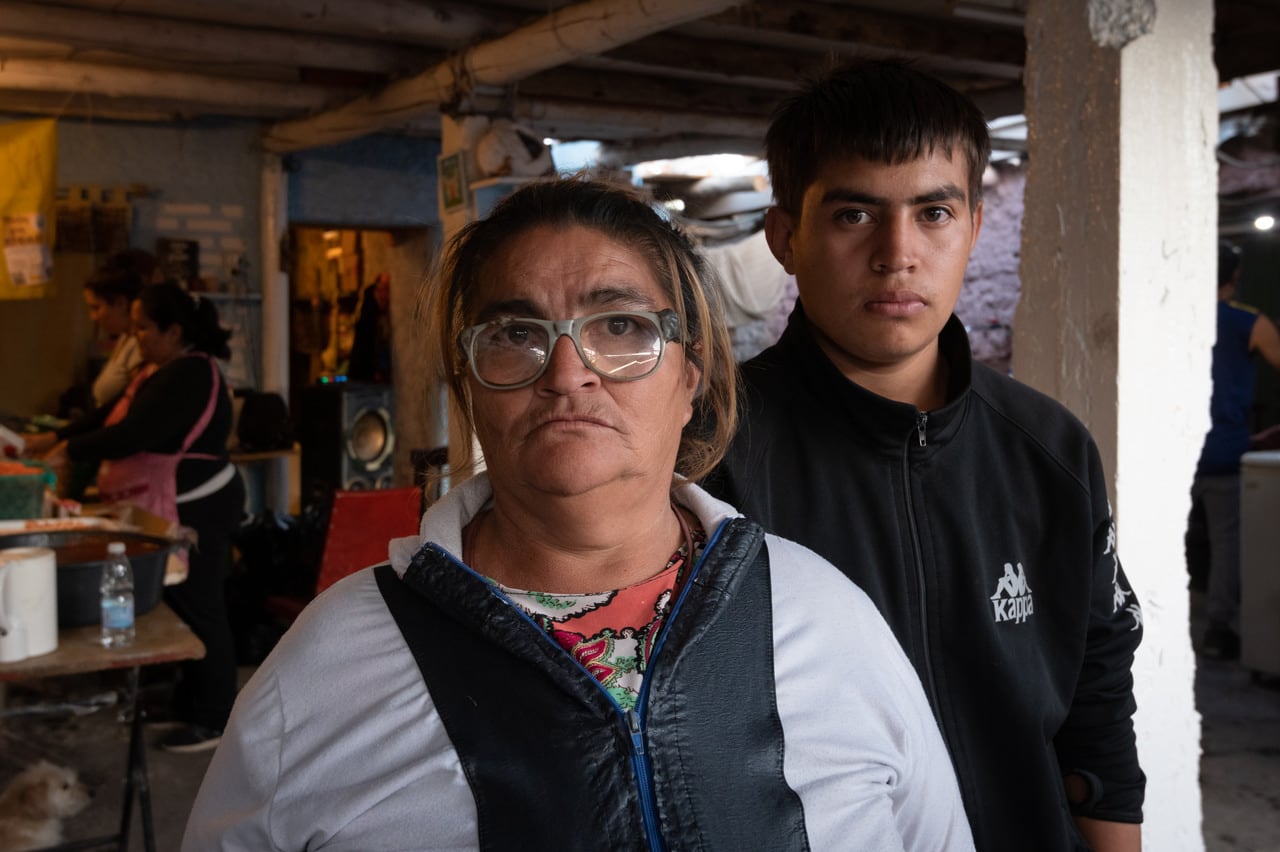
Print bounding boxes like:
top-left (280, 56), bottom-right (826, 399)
top-left (115, 666), bottom-right (158, 852)
top-left (117, 669), bottom-right (137, 850)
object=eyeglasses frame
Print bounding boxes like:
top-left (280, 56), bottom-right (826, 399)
top-left (459, 308), bottom-right (684, 390)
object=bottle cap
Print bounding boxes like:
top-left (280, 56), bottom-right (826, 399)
top-left (107, 541), bottom-right (126, 555)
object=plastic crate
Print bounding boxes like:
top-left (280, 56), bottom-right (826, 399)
top-left (0, 462), bottom-right (52, 520)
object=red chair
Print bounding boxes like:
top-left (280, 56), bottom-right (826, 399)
top-left (315, 486), bottom-right (423, 594)
top-left (265, 487), bottom-right (422, 621)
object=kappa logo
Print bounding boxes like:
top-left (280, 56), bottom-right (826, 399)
top-left (990, 562), bottom-right (1034, 624)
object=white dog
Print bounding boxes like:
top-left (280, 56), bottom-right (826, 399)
top-left (0, 761), bottom-right (93, 851)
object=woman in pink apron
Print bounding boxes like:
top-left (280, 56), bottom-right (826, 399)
top-left (50, 282), bottom-right (244, 754)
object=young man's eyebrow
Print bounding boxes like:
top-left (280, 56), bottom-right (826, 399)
top-left (818, 184), bottom-right (968, 207)
top-left (819, 188), bottom-right (884, 206)
top-left (911, 184), bottom-right (968, 206)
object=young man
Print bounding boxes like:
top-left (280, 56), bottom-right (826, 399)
top-left (1189, 242), bottom-right (1280, 659)
top-left (708, 61), bottom-right (1145, 852)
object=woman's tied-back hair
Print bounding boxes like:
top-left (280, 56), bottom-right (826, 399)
top-left (766, 58), bottom-right (992, 217)
top-left (428, 175), bottom-right (737, 484)
top-left (136, 282), bottom-right (233, 360)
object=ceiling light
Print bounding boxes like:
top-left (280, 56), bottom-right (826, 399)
top-left (1255, 214), bottom-right (1276, 231)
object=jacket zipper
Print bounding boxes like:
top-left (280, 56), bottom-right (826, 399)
top-left (627, 708), bottom-right (662, 849)
top-left (435, 517), bottom-right (730, 852)
top-left (903, 419), bottom-right (944, 723)
top-left (621, 517), bottom-right (728, 852)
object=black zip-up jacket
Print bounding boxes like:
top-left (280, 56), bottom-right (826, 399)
top-left (707, 307), bottom-right (1146, 852)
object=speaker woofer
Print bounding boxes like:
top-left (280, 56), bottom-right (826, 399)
top-left (347, 406), bottom-right (394, 470)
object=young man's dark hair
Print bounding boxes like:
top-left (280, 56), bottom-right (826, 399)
top-left (765, 59), bottom-right (992, 216)
top-left (709, 58), bottom-right (1145, 852)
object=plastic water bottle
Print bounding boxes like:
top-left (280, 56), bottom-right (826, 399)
top-left (100, 541), bottom-right (135, 648)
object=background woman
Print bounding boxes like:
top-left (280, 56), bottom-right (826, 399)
top-left (46, 283), bottom-right (244, 754)
top-left (82, 263), bottom-right (147, 409)
top-left (184, 178), bottom-right (972, 850)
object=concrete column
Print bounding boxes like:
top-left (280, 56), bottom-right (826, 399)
top-left (259, 153), bottom-right (291, 513)
top-left (1018, 1), bottom-right (1215, 847)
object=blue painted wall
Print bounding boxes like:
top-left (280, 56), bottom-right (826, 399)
top-left (289, 133), bottom-right (441, 228)
top-left (55, 117), bottom-right (264, 274)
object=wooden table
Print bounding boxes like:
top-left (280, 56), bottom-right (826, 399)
top-left (0, 604), bottom-right (205, 852)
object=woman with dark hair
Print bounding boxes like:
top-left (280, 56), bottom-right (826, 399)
top-left (184, 177), bottom-right (972, 851)
top-left (44, 282), bottom-right (244, 753)
top-left (82, 265), bottom-right (147, 407)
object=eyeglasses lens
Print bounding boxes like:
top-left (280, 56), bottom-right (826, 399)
top-left (580, 314), bottom-right (662, 378)
top-left (473, 321), bottom-right (549, 387)
top-left (471, 313), bottom-right (663, 387)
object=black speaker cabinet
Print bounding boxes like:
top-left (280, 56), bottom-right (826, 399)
top-left (299, 382), bottom-right (396, 499)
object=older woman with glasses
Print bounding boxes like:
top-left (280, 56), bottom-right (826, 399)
top-left (183, 177), bottom-right (973, 852)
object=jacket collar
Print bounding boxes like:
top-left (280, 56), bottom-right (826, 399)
top-left (388, 472), bottom-right (744, 576)
top-left (772, 302), bottom-right (973, 451)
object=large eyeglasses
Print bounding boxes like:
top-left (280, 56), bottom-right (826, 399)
top-left (459, 309), bottom-right (683, 390)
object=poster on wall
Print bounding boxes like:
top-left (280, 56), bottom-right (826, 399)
top-left (0, 118), bottom-right (56, 300)
top-left (157, 237), bottom-right (200, 286)
top-left (437, 151), bottom-right (469, 218)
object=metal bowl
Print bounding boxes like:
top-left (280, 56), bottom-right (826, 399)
top-left (0, 530), bottom-right (175, 627)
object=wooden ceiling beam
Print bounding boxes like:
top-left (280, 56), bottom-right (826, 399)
top-left (701, 2), bottom-right (1024, 64)
top-left (0, 1), bottom-right (437, 75)
top-left (516, 66), bottom-right (781, 120)
top-left (264, 0), bottom-right (744, 152)
top-left (0, 89), bottom-right (291, 121)
top-left (683, 1), bottom-right (1025, 80)
top-left (48, 0), bottom-right (519, 46)
top-left (585, 32), bottom-right (823, 90)
top-left (0, 58), bottom-right (341, 112)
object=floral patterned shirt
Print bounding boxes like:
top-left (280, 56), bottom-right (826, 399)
top-left (485, 512), bottom-right (706, 710)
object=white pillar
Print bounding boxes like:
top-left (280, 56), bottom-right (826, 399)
top-left (1018, 1), bottom-right (1215, 848)
top-left (259, 153), bottom-right (291, 513)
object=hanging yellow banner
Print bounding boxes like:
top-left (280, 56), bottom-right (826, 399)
top-left (0, 119), bottom-right (57, 300)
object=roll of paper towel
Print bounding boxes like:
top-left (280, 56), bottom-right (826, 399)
top-left (0, 546), bottom-right (58, 662)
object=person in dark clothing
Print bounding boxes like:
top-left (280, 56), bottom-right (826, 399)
top-left (41, 283), bottom-right (245, 753)
top-left (705, 60), bottom-right (1145, 852)
top-left (1188, 242), bottom-right (1280, 659)
top-left (347, 272), bottom-right (392, 382)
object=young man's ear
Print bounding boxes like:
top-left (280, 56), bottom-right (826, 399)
top-left (764, 207), bottom-right (797, 274)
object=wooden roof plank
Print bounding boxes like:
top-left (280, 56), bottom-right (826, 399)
top-left (264, 0), bottom-right (745, 152)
